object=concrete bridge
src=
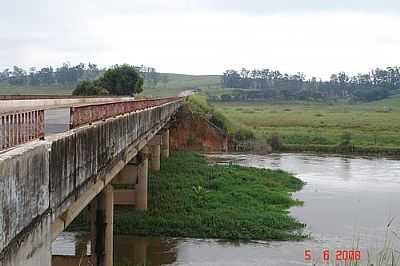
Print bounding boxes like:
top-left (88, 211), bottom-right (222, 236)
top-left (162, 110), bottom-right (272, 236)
top-left (0, 97), bottom-right (183, 266)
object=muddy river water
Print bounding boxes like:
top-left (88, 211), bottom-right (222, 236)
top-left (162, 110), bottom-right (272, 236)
top-left (52, 153), bottom-right (400, 265)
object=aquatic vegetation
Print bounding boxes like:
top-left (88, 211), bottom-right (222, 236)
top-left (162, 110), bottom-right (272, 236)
top-left (114, 152), bottom-right (306, 241)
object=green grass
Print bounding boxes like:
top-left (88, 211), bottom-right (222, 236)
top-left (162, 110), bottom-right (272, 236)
top-left (114, 152), bottom-right (305, 241)
top-left (142, 73), bottom-right (221, 97)
top-left (211, 96), bottom-right (400, 153)
top-left (0, 84), bottom-right (74, 95)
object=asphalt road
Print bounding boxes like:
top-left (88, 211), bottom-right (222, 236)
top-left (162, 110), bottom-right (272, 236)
top-left (44, 108), bottom-right (70, 134)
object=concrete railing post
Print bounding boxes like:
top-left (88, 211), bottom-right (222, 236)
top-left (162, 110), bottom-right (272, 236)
top-left (161, 129), bottom-right (170, 159)
top-left (136, 146), bottom-right (149, 211)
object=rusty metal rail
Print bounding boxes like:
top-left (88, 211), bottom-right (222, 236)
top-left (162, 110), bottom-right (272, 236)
top-left (70, 97), bottom-right (182, 129)
top-left (0, 109), bottom-right (44, 151)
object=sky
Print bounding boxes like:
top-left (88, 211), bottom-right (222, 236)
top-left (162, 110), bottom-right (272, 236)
top-left (1, 0), bottom-right (400, 79)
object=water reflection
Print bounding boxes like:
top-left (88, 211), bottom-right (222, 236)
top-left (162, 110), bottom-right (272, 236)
top-left (53, 153), bottom-right (400, 265)
top-left (53, 234), bottom-right (178, 266)
top-left (114, 235), bottom-right (178, 265)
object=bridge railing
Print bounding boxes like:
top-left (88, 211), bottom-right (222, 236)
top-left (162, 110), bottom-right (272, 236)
top-left (0, 109), bottom-right (44, 151)
top-left (69, 97), bottom-right (181, 129)
top-left (0, 97), bottom-right (183, 151)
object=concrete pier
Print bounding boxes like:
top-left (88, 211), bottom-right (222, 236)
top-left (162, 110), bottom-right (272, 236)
top-left (161, 129), bottom-right (170, 159)
top-left (136, 147), bottom-right (149, 211)
top-left (113, 161), bottom-right (138, 206)
top-left (90, 184), bottom-right (114, 266)
top-left (149, 136), bottom-right (161, 172)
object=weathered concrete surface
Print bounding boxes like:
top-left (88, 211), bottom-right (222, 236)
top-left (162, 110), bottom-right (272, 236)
top-left (135, 148), bottom-right (149, 211)
top-left (149, 136), bottom-right (161, 172)
top-left (170, 106), bottom-right (228, 152)
top-left (0, 214), bottom-right (52, 266)
top-left (0, 142), bottom-right (50, 255)
top-left (161, 129), bottom-right (170, 159)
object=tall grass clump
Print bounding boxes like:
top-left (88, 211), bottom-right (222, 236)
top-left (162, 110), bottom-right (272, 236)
top-left (268, 133), bottom-right (284, 151)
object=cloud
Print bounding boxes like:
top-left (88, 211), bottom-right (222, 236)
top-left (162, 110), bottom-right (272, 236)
top-left (0, 0), bottom-right (399, 77)
top-left (87, 0), bottom-right (400, 16)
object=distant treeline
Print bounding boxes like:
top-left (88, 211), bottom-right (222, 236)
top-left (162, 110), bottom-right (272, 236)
top-left (221, 67), bottom-right (400, 102)
top-left (0, 63), bottom-right (163, 88)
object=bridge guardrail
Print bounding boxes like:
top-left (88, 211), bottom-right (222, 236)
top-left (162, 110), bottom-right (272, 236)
top-left (69, 97), bottom-right (182, 129)
top-left (0, 109), bottom-right (45, 151)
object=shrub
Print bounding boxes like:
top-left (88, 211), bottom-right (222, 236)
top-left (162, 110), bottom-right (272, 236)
top-left (187, 95), bottom-right (212, 114)
top-left (268, 133), bottom-right (283, 151)
top-left (210, 111), bottom-right (229, 133)
top-left (72, 80), bottom-right (109, 96)
top-left (340, 132), bottom-right (352, 146)
top-left (234, 128), bottom-right (255, 142)
top-left (336, 132), bottom-right (354, 152)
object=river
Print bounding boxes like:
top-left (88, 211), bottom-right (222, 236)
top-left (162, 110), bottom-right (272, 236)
top-left (52, 153), bottom-right (400, 265)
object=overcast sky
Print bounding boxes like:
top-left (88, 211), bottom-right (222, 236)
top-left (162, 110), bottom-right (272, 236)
top-left (1, 0), bottom-right (400, 79)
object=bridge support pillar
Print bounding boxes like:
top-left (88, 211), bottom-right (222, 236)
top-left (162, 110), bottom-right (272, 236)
top-left (136, 147), bottom-right (149, 210)
top-left (161, 129), bottom-right (170, 159)
top-left (113, 162), bottom-right (137, 206)
top-left (90, 184), bottom-right (114, 266)
top-left (149, 135), bottom-right (161, 171)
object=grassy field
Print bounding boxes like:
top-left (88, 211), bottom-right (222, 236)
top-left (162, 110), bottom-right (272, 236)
top-left (212, 96), bottom-right (400, 153)
top-left (142, 73), bottom-right (221, 97)
top-left (0, 84), bottom-right (74, 95)
top-left (114, 152), bottom-right (305, 241)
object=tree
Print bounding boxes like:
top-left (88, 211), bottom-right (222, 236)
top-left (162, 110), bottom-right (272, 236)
top-left (72, 80), bottom-right (108, 96)
top-left (161, 75), bottom-right (169, 88)
top-left (9, 66), bottom-right (27, 85)
top-left (38, 67), bottom-right (55, 85)
top-left (28, 67), bottom-right (41, 86)
top-left (99, 64), bottom-right (144, 95)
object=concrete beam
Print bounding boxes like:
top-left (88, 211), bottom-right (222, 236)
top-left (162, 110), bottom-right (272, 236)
top-left (113, 189), bottom-right (136, 205)
top-left (113, 163), bottom-right (138, 185)
top-left (148, 135), bottom-right (162, 146)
